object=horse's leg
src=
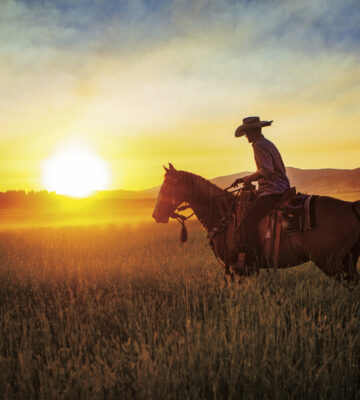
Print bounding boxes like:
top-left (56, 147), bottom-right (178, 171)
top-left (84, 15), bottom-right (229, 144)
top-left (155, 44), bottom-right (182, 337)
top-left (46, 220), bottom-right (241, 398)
top-left (352, 236), bottom-right (360, 268)
top-left (315, 248), bottom-right (359, 283)
top-left (223, 263), bottom-right (235, 283)
top-left (315, 257), bottom-right (343, 280)
top-left (300, 196), bottom-right (360, 282)
top-left (227, 254), bottom-right (257, 280)
top-left (342, 237), bottom-right (360, 283)
top-left (224, 263), bottom-right (231, 275)
top-left (230, 260), bottom-right (259, 278)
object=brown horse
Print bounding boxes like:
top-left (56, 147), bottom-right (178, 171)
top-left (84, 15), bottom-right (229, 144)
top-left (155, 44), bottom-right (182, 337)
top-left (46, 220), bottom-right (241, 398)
top-left (152, 164), bottom-right (360, 281)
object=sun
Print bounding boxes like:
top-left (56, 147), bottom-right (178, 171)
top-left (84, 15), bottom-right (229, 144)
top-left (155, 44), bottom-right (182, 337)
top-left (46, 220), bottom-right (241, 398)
top-left (42, 146), bottom-right (111, 197)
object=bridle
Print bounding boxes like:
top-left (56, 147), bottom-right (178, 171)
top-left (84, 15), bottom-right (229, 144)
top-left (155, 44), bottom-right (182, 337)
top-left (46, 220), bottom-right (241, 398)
top-left (165, 173), bottom-right (252, 232)
top-left (163, 174), bottom-right (195, 227)
top-left (157, 172), bottom-right (257, 270)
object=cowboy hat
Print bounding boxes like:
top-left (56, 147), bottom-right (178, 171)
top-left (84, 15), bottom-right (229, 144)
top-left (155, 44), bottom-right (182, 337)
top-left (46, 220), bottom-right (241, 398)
top-left (235, 116), bottom-right (273, 137)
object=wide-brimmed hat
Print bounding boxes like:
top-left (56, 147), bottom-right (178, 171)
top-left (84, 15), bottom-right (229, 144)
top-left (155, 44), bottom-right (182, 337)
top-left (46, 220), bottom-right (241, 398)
top-left (235, 116), bottom-right (273, 137)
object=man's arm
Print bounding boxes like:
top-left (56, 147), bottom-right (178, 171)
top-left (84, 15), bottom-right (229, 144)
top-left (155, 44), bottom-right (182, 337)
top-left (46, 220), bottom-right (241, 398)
top-left (253, 145), bottom-right (274, 180)
top-left (231, 145), bottom-right (274, 187)
top-left (242, 166), bottom-right (274, 184)
top-left (242, 171), bottom-right (262, 183)
top-left (231, 167), bottom-right (274, 187)
top-left (231, 171), bottom-right (261, 187)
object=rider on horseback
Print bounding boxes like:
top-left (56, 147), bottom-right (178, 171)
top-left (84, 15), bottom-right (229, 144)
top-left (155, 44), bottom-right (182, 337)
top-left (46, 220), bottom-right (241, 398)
top-left (231, 116), bottom-right (290, 272)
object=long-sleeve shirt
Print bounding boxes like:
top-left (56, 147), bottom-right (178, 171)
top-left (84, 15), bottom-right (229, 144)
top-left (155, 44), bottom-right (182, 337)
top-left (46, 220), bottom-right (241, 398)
top-left (252, 136), bottom-right (290, 196)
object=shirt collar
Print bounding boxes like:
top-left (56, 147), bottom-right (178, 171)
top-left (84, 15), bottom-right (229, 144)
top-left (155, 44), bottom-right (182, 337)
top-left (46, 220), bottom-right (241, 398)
top-left (251, 133), bottom-right (264, 146)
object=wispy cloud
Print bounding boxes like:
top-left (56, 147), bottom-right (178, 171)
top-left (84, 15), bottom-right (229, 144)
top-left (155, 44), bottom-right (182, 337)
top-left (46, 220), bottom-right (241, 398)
top-left (0, 0), bottom-right (359, 189)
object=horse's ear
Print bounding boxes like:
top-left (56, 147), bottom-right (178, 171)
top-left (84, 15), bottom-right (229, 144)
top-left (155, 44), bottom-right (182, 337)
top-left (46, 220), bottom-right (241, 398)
top-left (163, 164), bottom-right (169, 172)
top-left (168, 163), bottom-right (175, 171)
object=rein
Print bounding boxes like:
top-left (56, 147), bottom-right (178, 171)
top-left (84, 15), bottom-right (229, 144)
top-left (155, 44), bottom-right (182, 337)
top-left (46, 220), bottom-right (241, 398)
top-left (169, 186), bottom-right (245, 243)
top-left (171, 210), bottom-right (195, 224)
top-left (170, 187), bottom-right (241, 222)
top-left (164, 169), bottom-right (256, 244)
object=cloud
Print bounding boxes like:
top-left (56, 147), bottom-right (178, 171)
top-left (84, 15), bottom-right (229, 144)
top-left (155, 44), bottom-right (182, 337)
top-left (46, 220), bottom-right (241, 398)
top-left (0, 0), bottom-right (359, 189)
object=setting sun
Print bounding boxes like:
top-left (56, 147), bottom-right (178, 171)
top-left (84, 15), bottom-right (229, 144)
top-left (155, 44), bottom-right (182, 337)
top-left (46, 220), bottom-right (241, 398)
top-left (42, 146), bottom-right (111, 197)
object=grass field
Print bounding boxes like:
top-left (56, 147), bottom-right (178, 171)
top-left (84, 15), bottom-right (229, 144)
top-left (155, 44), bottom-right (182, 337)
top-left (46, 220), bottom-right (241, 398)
top-left (0, 221), bottom-right (359, 399)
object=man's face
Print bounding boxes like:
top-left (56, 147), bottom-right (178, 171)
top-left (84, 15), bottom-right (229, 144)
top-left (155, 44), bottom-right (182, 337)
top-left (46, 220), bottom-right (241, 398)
top-left (245, 129), bottom-right (260, 143)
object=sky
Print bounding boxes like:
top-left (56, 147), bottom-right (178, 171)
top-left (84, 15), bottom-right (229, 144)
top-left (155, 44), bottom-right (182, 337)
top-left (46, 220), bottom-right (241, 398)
top-left (1, 0), bottom-right (359, 192)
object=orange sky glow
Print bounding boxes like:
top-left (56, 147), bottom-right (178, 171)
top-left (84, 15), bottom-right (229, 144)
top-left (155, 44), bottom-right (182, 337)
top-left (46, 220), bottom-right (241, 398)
top-left (0, 0), bottom-right (359, 193)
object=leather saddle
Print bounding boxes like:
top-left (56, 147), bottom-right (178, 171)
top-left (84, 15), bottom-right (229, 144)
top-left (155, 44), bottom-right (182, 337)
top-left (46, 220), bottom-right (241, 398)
top-left (235, 187), bottom-right (315, 270)
top-left (276, 188), bottom-right (315, 233)
top-left (263, 188), bottom-right (316, 269)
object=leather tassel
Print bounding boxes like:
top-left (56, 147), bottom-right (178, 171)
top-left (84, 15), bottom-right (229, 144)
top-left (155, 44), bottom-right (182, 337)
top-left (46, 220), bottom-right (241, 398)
top-left (180, 222), bottom-right (188, 243)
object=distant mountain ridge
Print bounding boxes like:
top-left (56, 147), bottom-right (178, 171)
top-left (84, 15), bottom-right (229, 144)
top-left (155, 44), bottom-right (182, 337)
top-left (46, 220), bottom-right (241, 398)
top-left (121, 167), bottom-right (360, 199)
top-left (211, 167), bottom-right (360, 196)
top-left (0, 168), bottom-right (358, 211)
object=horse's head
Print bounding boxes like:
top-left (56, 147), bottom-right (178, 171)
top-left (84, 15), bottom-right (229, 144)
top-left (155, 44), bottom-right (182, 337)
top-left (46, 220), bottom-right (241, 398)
top-left (152, 163), bottom-right (186, 223)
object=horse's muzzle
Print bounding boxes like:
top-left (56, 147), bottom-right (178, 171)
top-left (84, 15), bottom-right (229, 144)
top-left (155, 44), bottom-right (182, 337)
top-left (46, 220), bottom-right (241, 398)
top-left (152, 213), bottom-right (169, 223)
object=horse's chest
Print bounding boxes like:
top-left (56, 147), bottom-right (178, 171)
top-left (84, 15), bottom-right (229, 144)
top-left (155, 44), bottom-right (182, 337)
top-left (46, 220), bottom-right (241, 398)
top-left (209, 220), bottom-right (237, 262)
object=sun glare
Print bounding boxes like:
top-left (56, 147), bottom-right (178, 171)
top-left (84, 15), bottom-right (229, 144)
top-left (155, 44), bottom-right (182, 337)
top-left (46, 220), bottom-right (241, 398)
top-left (42, 146), bottom-right (111, 197)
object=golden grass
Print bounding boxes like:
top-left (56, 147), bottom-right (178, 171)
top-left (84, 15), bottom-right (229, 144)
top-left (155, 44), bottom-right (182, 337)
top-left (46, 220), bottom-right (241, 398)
top-left (0, 222), bottom-right (359, 399)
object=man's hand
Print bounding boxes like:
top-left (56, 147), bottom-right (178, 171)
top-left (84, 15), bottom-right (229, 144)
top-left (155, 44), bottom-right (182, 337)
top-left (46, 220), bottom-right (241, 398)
top-left (231, 177), bottom-right (244, 187)
top-left (242, 175), bottom-right (253, 184)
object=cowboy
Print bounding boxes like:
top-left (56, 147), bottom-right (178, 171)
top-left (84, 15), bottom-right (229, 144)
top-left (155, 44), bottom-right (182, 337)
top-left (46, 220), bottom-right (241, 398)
top-left (231, 116), bottom-right (290, 271)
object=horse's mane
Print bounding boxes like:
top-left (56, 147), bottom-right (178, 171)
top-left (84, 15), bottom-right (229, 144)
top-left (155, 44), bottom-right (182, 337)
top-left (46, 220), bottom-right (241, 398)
top-left (177, 170), bottom-right (234, 230)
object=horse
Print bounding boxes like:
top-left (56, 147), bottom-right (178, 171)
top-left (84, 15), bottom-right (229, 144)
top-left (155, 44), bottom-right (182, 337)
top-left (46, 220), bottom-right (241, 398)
top-left (152, 164), bottom-right (360, 282)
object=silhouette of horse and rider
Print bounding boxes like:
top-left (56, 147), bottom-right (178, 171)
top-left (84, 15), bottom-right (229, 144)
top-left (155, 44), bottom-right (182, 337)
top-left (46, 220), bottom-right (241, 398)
top-left (153, 116), bottom-right (360, 281)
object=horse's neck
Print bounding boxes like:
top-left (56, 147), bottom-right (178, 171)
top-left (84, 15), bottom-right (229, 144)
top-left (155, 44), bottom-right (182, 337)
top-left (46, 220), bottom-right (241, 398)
top-left (182, 172), bottom-right (232, 231)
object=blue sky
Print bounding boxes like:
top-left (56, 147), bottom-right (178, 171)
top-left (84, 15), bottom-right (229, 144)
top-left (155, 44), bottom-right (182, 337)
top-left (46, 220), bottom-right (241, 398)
top-left (0, 0), bottom-right (359, 190)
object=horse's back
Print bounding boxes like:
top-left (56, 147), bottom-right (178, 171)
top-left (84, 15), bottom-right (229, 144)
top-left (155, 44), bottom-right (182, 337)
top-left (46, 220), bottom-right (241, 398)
top-left (285, 195), bottom-right (360, 263)
top-left (257, 194), bottom-right (360, 269)
top-left (314, 195), bottom-right (360, 233)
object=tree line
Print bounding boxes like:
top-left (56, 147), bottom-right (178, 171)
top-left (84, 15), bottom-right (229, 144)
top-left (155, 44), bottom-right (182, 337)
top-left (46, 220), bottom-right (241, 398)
top-left (0, 191), bottom-right (66, 209)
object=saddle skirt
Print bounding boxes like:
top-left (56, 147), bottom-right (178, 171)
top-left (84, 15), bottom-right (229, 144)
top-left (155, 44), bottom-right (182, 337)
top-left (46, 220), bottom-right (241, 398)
top-left (262, 189), bottom-right (316, 269)
top-left (235, 187), bottom-right (316, 269)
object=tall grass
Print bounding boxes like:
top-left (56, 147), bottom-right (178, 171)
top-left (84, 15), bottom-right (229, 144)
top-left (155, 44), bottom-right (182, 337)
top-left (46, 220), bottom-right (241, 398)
top-left (0, 222), bottom-right (359, 399)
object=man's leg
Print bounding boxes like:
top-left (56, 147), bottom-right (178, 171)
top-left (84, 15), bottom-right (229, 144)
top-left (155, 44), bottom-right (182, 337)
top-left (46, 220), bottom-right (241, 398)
top-left (234, 194), bottom-right (282, 272)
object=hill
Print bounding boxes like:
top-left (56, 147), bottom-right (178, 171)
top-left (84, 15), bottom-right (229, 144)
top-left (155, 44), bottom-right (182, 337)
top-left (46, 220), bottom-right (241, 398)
top-left (79, 167), bottom-right (360, 200)
top-left (138, 167), bottom-right (360, 200)
top-left (0, 167), bottom-right (358, 219)
top-left (210, 167), bottom-right (360, 197)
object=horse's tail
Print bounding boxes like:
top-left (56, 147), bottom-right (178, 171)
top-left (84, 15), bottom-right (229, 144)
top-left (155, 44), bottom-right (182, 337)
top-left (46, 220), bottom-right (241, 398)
top-left (352, 200), bottom-right (360, 221)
